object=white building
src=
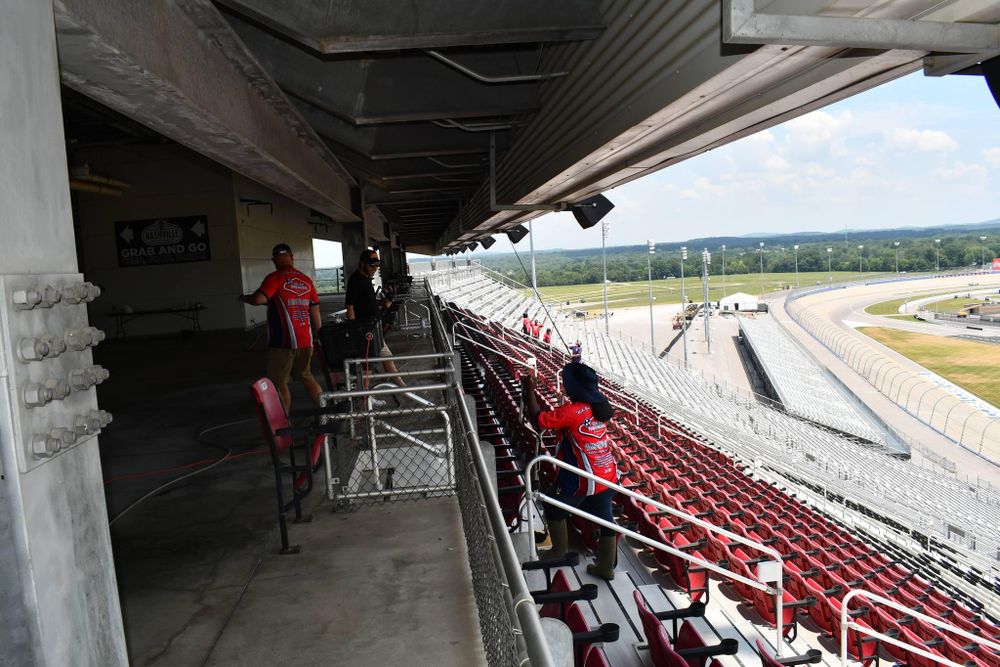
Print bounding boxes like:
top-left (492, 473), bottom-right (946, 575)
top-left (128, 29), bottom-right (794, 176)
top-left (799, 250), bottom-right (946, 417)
top-left (719, 291), bottom-right (759, 312)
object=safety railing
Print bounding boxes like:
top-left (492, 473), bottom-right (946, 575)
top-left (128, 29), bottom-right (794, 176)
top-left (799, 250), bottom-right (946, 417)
top-left (452, 325), bottom-right (538, 374)
top-left (398, 298), bottom-right (432, 333)
top-left (524, 454), bottom-right (789, 656)
top-left (840, 589), bottom-right (1000, 667)
top-left (425, 284), bottom-right (556, 667)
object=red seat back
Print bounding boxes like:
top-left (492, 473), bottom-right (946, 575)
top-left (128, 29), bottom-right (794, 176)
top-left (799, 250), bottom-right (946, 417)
top-left (540, 570), bottom-right (574, 619)
top-left (755, 639), bottom-right (784, 667)
top-left (250, 378), bottom-right (292, 454)
top-left (583, 646), bottom-right (610, 667)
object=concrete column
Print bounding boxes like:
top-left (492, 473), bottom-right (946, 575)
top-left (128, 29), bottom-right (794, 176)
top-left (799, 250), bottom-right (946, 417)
top-left (0, 2), bottom-right (126, 664)
top-left (339, 220), bottom-right (367, 286)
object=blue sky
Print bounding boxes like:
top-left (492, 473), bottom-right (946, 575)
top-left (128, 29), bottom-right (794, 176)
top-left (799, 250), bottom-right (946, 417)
top-left (317, 72), bottom-right (999, 266)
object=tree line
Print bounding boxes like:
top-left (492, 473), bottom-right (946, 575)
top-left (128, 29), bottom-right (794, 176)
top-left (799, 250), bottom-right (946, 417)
top-left (472, 224), bottom-right (1000, 287)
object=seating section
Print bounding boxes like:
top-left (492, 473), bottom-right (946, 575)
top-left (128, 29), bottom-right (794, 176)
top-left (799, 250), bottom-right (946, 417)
top-left (435, 287), bottom-right (1000, 667)
top-left (429, 266), bottom-right (1000, 574)
top-left (737, 315), bottom-right (884, 443)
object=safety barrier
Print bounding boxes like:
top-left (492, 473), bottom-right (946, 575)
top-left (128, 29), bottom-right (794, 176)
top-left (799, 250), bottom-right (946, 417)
top-left (524, 454), bottom-right (789, 656)
top-left (840, 589), bottom-right (1000, 667)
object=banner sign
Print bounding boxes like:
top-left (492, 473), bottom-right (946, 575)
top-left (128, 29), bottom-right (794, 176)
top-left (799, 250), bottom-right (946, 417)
top-left (992, 258), bottom-right (1000, 271)
top-left (115, 216), bottom-right (211, 268)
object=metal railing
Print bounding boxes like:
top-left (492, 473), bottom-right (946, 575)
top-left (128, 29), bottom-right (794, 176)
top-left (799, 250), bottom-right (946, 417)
top-left (840, 589), bottom-right (1000, 667)
top-left (524, 454), bottom-right (789, 656)
top-left (426, 285), bottom-right (555, 667)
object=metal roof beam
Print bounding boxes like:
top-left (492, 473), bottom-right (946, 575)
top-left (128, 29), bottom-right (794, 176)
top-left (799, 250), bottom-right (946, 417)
top-left (226, 16), bottom-right (540, 125)
top-left (723, 0), bottom-right (1000, 53)
top-left (214, 0), bottom-right (603, 53)
top-left (54, 0), bottom-right (359, 222)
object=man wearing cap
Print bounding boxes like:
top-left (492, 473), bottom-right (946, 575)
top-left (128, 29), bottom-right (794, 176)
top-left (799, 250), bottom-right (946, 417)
top-left (345, 248), bottom-right (402, 384)
top-left (239, 243), bottom-right (322, 411)
top-left (522, 363), bottom-right (619, 579)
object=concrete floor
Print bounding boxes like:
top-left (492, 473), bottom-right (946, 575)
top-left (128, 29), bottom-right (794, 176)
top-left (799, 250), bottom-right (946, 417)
top-left (94, 319), bottom-right (485, 665)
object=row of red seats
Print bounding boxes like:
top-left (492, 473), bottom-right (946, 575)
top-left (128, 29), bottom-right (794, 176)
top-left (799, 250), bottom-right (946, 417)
top-left (448, 306), bottom-right (1000, 667)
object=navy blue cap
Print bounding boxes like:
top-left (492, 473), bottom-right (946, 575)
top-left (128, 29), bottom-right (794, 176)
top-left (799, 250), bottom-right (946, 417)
top-left (561, 362), bottom-right (607, 404)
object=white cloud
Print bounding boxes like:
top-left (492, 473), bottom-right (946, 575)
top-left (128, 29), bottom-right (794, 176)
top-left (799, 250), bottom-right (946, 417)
top-left (984, 147), bottom-right (1000, 165)
top-left (764, 155), bottom-right (790, 170)
top-left (934, 162), bottom-right (987, 181)
top-left (886, 127), bottom-right (957, 152)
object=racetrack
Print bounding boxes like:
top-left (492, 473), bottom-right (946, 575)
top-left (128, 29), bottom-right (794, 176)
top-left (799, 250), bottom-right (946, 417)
top-left (775, 272), bottom-right (1000, 479)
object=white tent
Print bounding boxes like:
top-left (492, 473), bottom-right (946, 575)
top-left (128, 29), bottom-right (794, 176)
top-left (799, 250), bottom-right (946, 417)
top-left (719, 292), bottom-right (758, 312)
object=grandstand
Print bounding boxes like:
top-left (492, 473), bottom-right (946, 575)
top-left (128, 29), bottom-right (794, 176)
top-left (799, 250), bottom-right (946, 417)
top-left (429, 268), bottom-right (1000, 667)
top-left (736, 315), bottom-right (886, 445)
top-left (429, 265), bottom-right (1000, 609)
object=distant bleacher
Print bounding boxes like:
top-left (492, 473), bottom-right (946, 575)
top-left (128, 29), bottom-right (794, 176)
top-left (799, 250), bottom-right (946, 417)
top-left (737, 315), bottom-right (885, 443)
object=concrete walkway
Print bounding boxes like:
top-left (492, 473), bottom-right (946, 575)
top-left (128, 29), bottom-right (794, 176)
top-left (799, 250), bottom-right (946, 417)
top-left (204, 497), bottom-right (485, 667)
top-left (96, 320), bottom-right (485, 665)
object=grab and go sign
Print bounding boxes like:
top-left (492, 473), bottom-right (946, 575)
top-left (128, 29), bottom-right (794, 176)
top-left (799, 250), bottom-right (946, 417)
top-left (114, 216), bottom-right (211, 267)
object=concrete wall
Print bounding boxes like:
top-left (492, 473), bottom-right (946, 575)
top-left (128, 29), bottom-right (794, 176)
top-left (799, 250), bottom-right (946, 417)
top-left (74, 144), bottom-right (242, 337)
top-left (233, 174), bottom-right (316, 328)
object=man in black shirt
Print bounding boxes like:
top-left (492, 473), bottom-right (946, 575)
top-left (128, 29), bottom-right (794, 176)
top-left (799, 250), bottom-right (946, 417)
top-left (345, 248), bottom-right (403, 385)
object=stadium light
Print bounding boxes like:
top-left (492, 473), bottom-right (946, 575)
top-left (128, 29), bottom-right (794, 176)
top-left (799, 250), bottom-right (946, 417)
top-left (601, 220), bottom-right (610, 334)
top-left (758, 242), bottom-right (765, 297)
top-left (647, 240), bottom-right (656, 353)
top-left (680, 246), bottom-right (689, 368)
top-left (702, 249), bottom-right (711, 353)
top-left (721, 244), bottom-right (727, 298)
top-left (857, 244), bottom-right (864, 276)
top-left (827, 247), bottom-right (832, 281)
top-left (893, 241), bottom-right (900, 273)
top-left (793, 244), bottom-right (799, 287)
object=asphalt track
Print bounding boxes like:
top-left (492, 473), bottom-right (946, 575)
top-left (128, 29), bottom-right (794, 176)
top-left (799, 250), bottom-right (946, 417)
top-left (772, 273), bottom-right (1000, 482)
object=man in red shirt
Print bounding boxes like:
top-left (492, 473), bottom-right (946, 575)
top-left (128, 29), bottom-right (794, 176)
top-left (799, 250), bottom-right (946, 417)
top-left (521, 312), bottom-right (530, 335)
top-left (531, 318), bottom-right (542, 338)
top-left (542, 328), bottom-right (552, 345)
top-left (239, 243), bottom-right (322, 411)
top-left (523, 363), bottom-right (619, 579)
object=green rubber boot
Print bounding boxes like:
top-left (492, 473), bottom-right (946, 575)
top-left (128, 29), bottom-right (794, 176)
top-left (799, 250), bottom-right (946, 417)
top-left (587, 536), bottom-right (617, 580)
top-left (540, 519), bottom-right (568, 560)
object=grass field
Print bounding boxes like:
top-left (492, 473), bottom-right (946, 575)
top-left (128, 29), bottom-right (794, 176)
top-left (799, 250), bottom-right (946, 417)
top-left (866, 290), bottom-right (984, 317)
top-left (860, 327), bottom-right (1000, 408)
top-left (523, 271), bottom-right (881, 312)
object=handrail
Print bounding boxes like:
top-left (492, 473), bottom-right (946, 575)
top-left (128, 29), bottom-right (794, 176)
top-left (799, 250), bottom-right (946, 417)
top-left (840, 589), bottom-right (1000, 667)
top-left (524, 454), bottom-right (787, 656)
top-left (424, 281), bottom-right (555, 666)
top-left (453, 331), bottom-right (538, 372)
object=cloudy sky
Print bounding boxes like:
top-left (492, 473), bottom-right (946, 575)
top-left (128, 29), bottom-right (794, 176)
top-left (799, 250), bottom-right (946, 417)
top-left (317, 71), bottom-right (999, 266)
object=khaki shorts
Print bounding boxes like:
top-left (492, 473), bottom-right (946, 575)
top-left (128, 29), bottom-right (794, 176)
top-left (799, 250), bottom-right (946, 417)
top-left (267, 347), bottom-right (315, 387)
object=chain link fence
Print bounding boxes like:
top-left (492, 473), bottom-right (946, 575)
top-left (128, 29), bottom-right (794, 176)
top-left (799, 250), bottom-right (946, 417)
top-left (452, 403), bottom-right (523, 667)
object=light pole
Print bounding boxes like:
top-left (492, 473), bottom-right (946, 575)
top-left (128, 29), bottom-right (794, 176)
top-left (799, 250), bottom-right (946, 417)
top-left (893, 241), bottom-right (900, 273)
top-left (758, 241), bottom-right (765, 296)
top-left (528, 219), bottom-right (537, 289)
top-left (826, 247), bottom-right (832, 282)
top-left (702, 248), bottom-right (711, 353)
top-left (935, 238), bottom-right (941, 271)
top-left (793, 244), bottom-right (799, 287)
top-left (647, 239), bottom-right (656, 353)
top-left (721, 244), bottom-right (727, 298)
top-left (601, 220), bottom-right (610, 334)
top-left (680, 246), bottom-right (688, 369)
top-left (857, 244), bottom-right (864, 277)
top-left (980, 236), bottom-right (987, 267)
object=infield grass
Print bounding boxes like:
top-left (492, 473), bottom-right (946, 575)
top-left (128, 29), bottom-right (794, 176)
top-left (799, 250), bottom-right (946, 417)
top-left (859, 327), bottom-right (1000, 408)
top-left (524, 271), bottom-right (882, 312)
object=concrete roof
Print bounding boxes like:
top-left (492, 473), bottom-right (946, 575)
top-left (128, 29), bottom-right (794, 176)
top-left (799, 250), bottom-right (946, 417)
top-left (53, 1), bottom-right (1000, 254)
